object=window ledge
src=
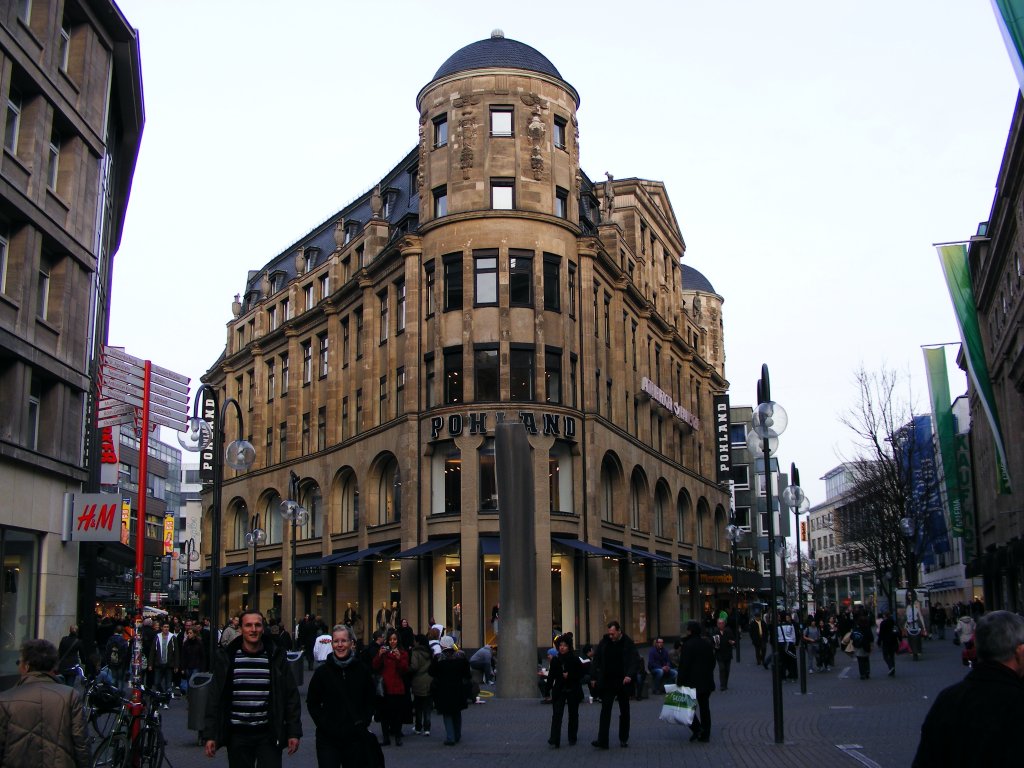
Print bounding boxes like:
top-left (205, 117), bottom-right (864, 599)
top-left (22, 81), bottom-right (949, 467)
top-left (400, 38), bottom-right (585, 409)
top-left (35, 315), bottom-right (60, 334)
top-left (58, 68), bottom-right (80, 95)
top-left (2, 147), bottom-right (30, 175)
top-left (46, 187), bottom-right (70, 212)
top-left (0, 292), bottom-right (19, 311)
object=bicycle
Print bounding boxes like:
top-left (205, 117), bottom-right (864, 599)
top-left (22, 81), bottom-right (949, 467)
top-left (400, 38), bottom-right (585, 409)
top-left (91, 685), bottom-right (173, 768)
top-left (63, 664), bottom-right (123, 754)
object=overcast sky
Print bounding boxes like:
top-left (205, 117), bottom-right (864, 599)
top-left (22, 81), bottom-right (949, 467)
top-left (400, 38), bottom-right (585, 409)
top-left (110, 0), bottom-right (1018, 503)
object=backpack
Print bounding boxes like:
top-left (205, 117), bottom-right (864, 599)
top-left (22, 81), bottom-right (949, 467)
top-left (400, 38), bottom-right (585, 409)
top-left (106, 636), bottom-right (126, 667)
top-left (850, 629), bottom-right (865, 649)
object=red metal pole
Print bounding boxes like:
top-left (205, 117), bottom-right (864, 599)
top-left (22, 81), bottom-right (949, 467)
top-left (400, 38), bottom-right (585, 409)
top-left (135, 360), bottom-right (152, 613)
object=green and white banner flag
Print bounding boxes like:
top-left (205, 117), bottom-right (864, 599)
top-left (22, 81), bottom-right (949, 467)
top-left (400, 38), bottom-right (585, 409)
top-left (992, 0), bottom-right (1024, 94)
top-left (937, 244), bottom-right (1011, 493)
top-left (923, 346), bottom-right (963, 537)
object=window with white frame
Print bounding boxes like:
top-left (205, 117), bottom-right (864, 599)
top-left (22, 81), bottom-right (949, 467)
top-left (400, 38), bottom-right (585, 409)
top-left (58, 22), bottom-right (71, 72)
top-left (304, 284), bottom-right (314, 311)
top-left (46, 130), bottom-right (60, 192)
top-left (318, 334), bottom-right (328, 378)
top-left (433, 186), bottom-right (447, 218)
top-left (433, 114), bottom-right (448, 147)
top-left (379, 289), bottom-right (389, 342)
top-left (302, 340), bottom-right (312, 384)
top-left (319, 273), bottom-right (330, 301)
top-left (4, 87), bottom-right (21, 154)
top-left (36, 261), bottom-right (50, 320)
top-left (555, 187), bottom-right (568, 218)
top-left (395, 279), bottom-right (406, 332)
top-left (553, 116), bottom-right (567, 149)
top-left (490, 107), bottom-right (513, 137)
top-left (474, 251), bottom-right (497, 305)
top-left (490, 178), bottom-right (514, 210)
top-left (26, 373), bottom-right (40, 450)
top-left (0, 231), bottom-right (8, 294)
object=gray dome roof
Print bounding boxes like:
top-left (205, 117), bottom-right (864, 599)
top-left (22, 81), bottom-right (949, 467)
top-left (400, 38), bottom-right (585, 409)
top-left (681, 264), bottom-right (717, 294)
top-left (432, 30), bottom-right (563, 81)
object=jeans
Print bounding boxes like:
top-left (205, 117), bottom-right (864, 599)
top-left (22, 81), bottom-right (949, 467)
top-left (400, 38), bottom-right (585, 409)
top-left (153, 665), bottom-right (173, 695)
top-left (442, 712), bottom-right (462, 743)
top-left (596, 684), bottom-right (631, 745)
top-left (470, 660), bottom-right (492, 683)
top-left (226, 729), bottom-right (281, 768)
top-left (649, 667), bottom-right (676, 692)
top-left (413, 695), bottom-right (432, 732)
top-left (856, 655), bottom-right (871, 679)
top-left (717, 658), bottom-right (732, 690)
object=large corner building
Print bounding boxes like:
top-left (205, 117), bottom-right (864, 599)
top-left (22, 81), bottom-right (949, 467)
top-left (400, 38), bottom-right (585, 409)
top-left (202, 32), bottom-right (730, 648)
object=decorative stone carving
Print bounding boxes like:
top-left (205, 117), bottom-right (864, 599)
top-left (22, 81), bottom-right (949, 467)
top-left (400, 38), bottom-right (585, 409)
top-left (528, 109), bottom-right (546, 180)
top-left (260, 272), bottom-right (271, 297)
top-left (371, 185), bottom-right (382, 219)
top-left (572, 117), bottom-right (581, 194)
top-left (603, 172), bottom-right (615, 220)
top-left (458, 110), bottom-right (477, 180)
top-left (520, 92), bottom-right (548, 110)
top-left (231, 293), bottom-right (242, 318)
top-left (417, 117), bottom-right (427, 192)
top-left (334, 219), bottom-right (346, 251)
top-left (294, 249), bottom-right (305, 275)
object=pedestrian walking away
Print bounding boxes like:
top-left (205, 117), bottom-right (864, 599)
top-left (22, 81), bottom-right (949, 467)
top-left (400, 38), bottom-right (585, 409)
top-left (590, 620), bottom-right (639, 749)
top-left (429, 635), bottom-right (471, 746)
top-left (677, 621), bottom-right (716, 744)
top-left (203, 610), bottom-right (302, 767)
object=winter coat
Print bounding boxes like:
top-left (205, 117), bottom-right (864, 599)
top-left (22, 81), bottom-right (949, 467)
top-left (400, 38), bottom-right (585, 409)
top-left (203, 633), bottom-right (302, 750)
top-left (955, 616), bottom-right (976, 645)
top-left (408, 645), bottom-right (434, 698)
top-left (912, 661), bottom-right (1024, 767)
top-left (371, 647), bottom-right (409, 695)
top-left (0, 671), bottom-right (90, 768)
top-left (548, 650), bottom-right (584, 703)
top-left (878, 617), bottom-right (900, 653)
top-left (306, 655), bottom-right (376, 739)
top-left (592, 632), bottom-right (640, 694)
top-left (429, 650), bottom-right (471, 715)
top-left (677, 634), bottom-right (716, 695)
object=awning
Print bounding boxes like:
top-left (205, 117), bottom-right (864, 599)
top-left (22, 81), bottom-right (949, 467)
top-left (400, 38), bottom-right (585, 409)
top-left (322, 543), bottom-right (395, 566)
top-left (695, 562), bottom-right (728, 573)
top-left (552, 537), bottom-right (618, 557)
top-left (480, 537), bottom-right (500, 555)
top-left (675, 557), bottom-right (696, 568)
top-left (220, 563), bottom-right (250, 576)
top-left (254, 558), bottom-right (281, 573)
top-left (606, 543), bottom-right (676, 564)
top-left (395, 538), bottom-right (458, 558)
top-left (294, 555), bottom-right (325, 582)
top-left (192, 569), bottom-right (211, 580)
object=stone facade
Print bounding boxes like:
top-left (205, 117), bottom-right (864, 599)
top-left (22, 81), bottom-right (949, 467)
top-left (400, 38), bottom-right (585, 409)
top-left (202, 33), bottom-right (729, 648)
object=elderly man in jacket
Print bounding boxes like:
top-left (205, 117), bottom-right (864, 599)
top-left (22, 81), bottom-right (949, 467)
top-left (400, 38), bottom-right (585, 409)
top-left (0, 638), bottom-right (90, 767)
top-left (204, 610), bottom-right (302, 767)
top-left (912, 610), bottom-right (1024, 767)
top-left (590, 620), bottom-right (639, 749)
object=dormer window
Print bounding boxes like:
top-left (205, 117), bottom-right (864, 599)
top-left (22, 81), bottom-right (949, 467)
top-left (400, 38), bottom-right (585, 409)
top-left (344, 221), bottom-right (360, 245)
top-left (382, 188), bottom-right (398, 219)
top-left (269, 271), bottom-right (285, 293)
top-left (304, 247), bottom-right (320, 273)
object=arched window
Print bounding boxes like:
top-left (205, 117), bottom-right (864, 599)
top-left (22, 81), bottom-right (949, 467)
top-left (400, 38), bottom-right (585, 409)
top-left (677, 491), bottom-right (691, 543)
top-left (630, 474), bottom-right (643, 531)
top-left (479, 440), bottom-right (497, 511)
top-left (377, 457), bottom-right (401, 524)
top-left (341, 473), bottom-right (359, 532)
top-left (299, 483), bottom-right (322, 539)
top-left (232, 503), bottom-right (249, 550)
top-left (548, 441), bottom-right (574, 514)
top-left (263, 492), bottom-right (283, 544)
top-left (601, 456), bottom-right (618, 524)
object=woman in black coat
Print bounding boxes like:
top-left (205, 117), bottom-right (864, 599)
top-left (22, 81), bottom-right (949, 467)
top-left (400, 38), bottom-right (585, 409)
top-left (677, 620), bottom-right (716, 743)
top-left (547, 633), bottom-right (584, 748)
top-left (429, 636), bottom-right (471, 746)
top-left (307, 624), bottom-right (379, 768)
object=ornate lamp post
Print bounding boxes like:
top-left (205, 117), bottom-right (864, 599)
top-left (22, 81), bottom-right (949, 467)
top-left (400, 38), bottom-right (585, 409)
top-left (751, 364), bottom-right (788, 744)
top-left (178, 385), bottom-right (255, 665)
top-left (177, 537), bottom-right (198, 617)
top-left (245, 513), bottom-right (266, 612)
top-left (725, 523), bottom-right (743, 662)
top-left (280, 470), bottom-right (309, 639)
top-left (782, 466), bottom-right (810, 694)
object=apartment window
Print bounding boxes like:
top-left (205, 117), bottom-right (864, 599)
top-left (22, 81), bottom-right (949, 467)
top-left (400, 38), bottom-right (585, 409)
top-left (317, 407), bottom-right (327, 451)
top-left (303, 284), bottom-right (314, 311)
top-left (265, 427), bottom-right (273, 458)
top-left (267, 305), bottom-right (278, 331)
top-left (423, 356), bottom-right (436, 411)
top-left (46, 131), bottom-right (60, 192)
top-left (319, 273), bottom-right (330, 301)
top-left (280, 354), bottom-right (289, 396)
top-left (318, 334), bottom-right (328, 378)
top-left (570, 354), bottom-right (578, 408)
top-left (282, 298), bottom-right (292, 320)
top-left (395, 279), bottom-right (406, 332)
top-left (509, 251), bottom-right (533, 306)
top-left (379, 289), bottom-right (389, 343)
top-left (279, 422), bottom-right (287, 463)
top-left (541, 255), bottom-right (561, 312)
top-left (735, 506), bottom-right (751, 529)
top-left (603, 293), bottom-right (611, 345)
top-left (553, 116), bottom-right (567, 149)
top-left (15, 0), bottom-right (30, 24)
top-left (344, 221), bottom-right (359, 244)
top-left (480, 441), bottom-right (497, 511)
top-left (425, 261), bottom-right (436, 316)
top-left (567, 263), bottom-right (576, 317)
top-left (443, 346), bottom-right (463, 404)
top-left (270, 273), bottom-right (284, 293)
top-left (545, 348), bottom-right (562, 404)
top-left (355, 389), bottom-right (363, 434)
top-left (35, 261), bottom-right (50, 320)
top-left (433, 114), bottom-right (448, 147)
top-left (433, 186), bottom-right (447, 218)
top-left (354, 308), bottom-right (363, 359)
top-left (379, 375), bottom-right (388, 422)
top-left (341, 397), bottom-right (349, 440)
top-left (395, 367), bottom-right (406, 413)
top-left (341, 318), bottom-right (350, 365)
top-left (266, 360), bottom-right (275, 401)
top-left (474, 251), bottom-right (498, 305)
top-left (59, 22), bottom-right (71, 72)
top-left (554, 187), bottom-right (568, 219)
top-left (302, 341), bottom-right (312, 384)
top-left (443, 254), bottom-right (463, 311)
top-left (247, 371), bottom-right (254, 411)
top-left (510, 346), bottom-right (534, 401)
top-left (26, 376), bottom-right (41, 450)
top-left (474, 347), bottom-right (499, 401)
top-left (301, 412), bottom-right (310, 455)
top-left (491, 178), bottom-right (514, 210)
top-left (490, 107), bottom-right (513, 136)
top-left (4, 88), bottom-right (21, 154)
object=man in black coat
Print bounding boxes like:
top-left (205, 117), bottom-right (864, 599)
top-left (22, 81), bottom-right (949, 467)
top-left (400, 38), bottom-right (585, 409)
top-left (912, 610), bottom-right (1024, 767)
top-left (590, 620), bottom-right (639, 749)
top-left (677, 620), bottom-right (716, 743)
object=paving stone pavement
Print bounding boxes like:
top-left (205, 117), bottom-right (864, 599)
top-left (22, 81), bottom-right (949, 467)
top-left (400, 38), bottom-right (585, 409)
top-left (156, 637), bottom-right (968, 767)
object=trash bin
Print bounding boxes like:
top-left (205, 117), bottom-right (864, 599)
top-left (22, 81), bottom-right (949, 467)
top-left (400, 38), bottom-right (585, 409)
top-left (287, 651), bottom-right (304, 687)
top-left (187, 672), bottom-right (214, 732)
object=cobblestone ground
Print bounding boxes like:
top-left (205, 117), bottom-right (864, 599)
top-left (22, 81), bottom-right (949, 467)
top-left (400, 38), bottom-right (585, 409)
top-left (159, 637), bottom-right (966, 768)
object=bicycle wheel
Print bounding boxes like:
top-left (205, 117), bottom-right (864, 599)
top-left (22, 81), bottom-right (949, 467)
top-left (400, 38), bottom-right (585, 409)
top-left (139, 726), bottom-right (166, 768)
top-left (92, 733), bottom-right (129, 768)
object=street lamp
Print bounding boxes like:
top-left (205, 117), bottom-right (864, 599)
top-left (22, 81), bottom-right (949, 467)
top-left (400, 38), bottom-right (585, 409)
top-left (177, 538), bottom-right (199, 617)
top-left (245, 513), bottom-right (266, 612)
top-left (725, 523), bottom-right (743, 662)
top-left (178, 385), bottom-right (255, 666)
top-left (782, 465), bottom-right (810, 694)
top-left (751, 364), bottom-right (788, 745)
top-left (280, 470), bottom-right (309, 639)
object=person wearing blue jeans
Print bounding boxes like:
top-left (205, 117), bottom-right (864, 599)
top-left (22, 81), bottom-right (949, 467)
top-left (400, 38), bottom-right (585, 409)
top-left (647, 637), bottom-right (676, 694)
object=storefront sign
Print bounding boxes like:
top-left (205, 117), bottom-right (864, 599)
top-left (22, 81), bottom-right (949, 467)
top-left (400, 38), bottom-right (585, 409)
top-left (429, 410), bottom-right (577, 440)
top-left (72, 493), bottom-right (122, 542)
top-left (200, 389), bottom-right (217, 483)
top-left (100, 425), bottom-right (120, 485)
top-left (699, 573), bottom-right (733, 585)
top-left (640, 377), bottom-right (700, 430)
top-left (714, 393), bottom-right (731, 484)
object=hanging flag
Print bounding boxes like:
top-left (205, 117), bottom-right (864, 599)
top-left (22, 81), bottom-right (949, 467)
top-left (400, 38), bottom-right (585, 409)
top-left (923, 347), bottom-right (964, 537)
top-left (936, 244), bottom-right (1012, 493)
top-left (992, 0), bottom-right (1024, 93)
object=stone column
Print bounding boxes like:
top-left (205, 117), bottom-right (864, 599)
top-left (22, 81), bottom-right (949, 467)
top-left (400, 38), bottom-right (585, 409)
top-left (496, 421), bottom-right (537, 698)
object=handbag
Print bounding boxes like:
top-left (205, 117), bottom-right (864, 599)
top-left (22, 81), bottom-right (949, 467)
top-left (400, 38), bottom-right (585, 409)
top-left (897, 638), bottom-right (911, 655)
top-left (658, 683), bottom-right (696, 726)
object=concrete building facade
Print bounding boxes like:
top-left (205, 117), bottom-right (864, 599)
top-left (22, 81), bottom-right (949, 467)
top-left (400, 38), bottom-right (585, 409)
top-left (199, 32), bottom-right (730, 648)
top-left (0, 0), bottom-right (142, 665)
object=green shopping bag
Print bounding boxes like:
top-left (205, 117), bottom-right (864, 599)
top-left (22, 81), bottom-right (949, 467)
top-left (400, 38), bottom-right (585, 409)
top-left (658, 683), bottom-right (696, 726)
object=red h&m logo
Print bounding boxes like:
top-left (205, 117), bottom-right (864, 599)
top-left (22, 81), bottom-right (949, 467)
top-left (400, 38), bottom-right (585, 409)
top-left (77, 502), bottom-right (118, 532)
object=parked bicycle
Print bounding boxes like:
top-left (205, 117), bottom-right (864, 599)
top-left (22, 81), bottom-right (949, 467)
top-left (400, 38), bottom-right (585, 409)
top-left (91, 685), bottom-right (172, 768)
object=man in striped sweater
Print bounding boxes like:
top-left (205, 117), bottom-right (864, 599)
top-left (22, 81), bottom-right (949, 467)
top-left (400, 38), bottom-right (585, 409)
top-left (203, 611), bottom-right (302, 766)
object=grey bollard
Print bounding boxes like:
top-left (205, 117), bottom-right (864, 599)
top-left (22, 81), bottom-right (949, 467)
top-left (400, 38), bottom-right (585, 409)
top-left (287, 650), bottom-right (304, 687)
top-left (186, 672), bottom-right (214, 732)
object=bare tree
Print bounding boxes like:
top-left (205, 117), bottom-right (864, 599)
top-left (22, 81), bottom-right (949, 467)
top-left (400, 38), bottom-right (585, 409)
top-left (833, 366), bottom-right (946, 610)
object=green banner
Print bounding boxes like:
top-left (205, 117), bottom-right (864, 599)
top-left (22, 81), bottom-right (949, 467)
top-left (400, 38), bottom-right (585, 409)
top-left (955, 434), bottom-right (977, 560)
top-left (992, 0), bottom-right (1024, 93)
top-left (923, 347), bottom-right (963, 537)
top-left (937, 244), bottom-right (1012, 493)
